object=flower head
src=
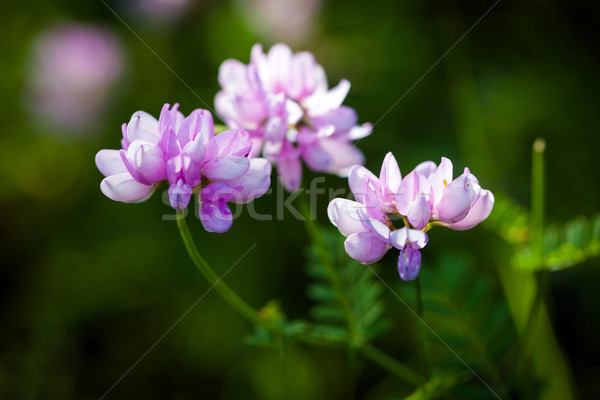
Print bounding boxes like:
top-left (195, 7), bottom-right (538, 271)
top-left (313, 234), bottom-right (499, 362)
top-left (328, 153), bottom-right (494, 281)
top-left (96, 103), bottom-right (271, 233)
top-left (215, 43), bottom-right (372, 192)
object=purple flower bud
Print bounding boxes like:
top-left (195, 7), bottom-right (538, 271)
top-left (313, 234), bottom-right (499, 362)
top-left (398, 248), bottom-right (422, 281)
top-left (168, 179), bottom-right (192, 211)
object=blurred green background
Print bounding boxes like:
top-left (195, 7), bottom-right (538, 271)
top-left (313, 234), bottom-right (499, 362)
top-left (1, 0), bottom-right (599, 399)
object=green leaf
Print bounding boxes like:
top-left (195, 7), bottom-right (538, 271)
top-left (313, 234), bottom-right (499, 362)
top-left (304, 228), bottom-right (391, 344)
top-left (513, 214), bottom-right (600, 271)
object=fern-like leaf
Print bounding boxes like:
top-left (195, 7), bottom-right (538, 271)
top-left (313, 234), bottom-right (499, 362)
top-left (305, 228), bottom-right (390, 345)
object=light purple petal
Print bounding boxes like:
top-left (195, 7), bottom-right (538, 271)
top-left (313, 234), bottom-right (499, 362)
top-left (96, 149), bottom-right (127, 177)
top-left (126, 111), bottom-right (160, 145)
top-left (344, 231), bottom-right (390, 264)
top-left (264, 115), bottom-right (287, 142)
top-left (202, 156), bottom-right (250, 181)
top-left (396, 171), bottom-right (431, 215)
top-left (320, 139), bottom-right (365, 177)
top-left (397, 248), bottom-right (421, 281)
top-left (348, 165), bottom-right (379, 204)
top-left (379, 152), bottom-right (402, 207)
top-left (390, 227), bottom-right (428, 250)
top-left (100, 173), bottom-right (154, 203)
top-left (406, 229), bottom-right (428, 249)
top-left (277, 149), bottom-right (302, 192)
top-left (176, 110), bottom-right (202, 145)
top-left (127, 142), bottom-right (165, 182)
top-left (390, 228), bottom-right (408, 250)
top-left (310, 106), bottom-right (357, 132)
top-left (300, 140), bottom-right (334, 172)
top-left (347, 123), bottom-right (373, 140)
top-left (182, 136), bottom-right (205, 164)
top-left (414, 160), bottom-right (437, 180)
top-left (285, 99), bottom-right (303, 124)
top-left (226, 158), bottom-right (272, 204)
top-left (307, 79), bottom-right (351, 116)
top-left (199, 199), bottom-right (233, 233)
top-left (327, 198), bottom-right (367, 237)
top-left (266, 43), bottom-right (292, 92)
top-left (205, 130), bottom-right (252, 160)
top-left (430, 157), bottom-right (453, 207)
top-left (218, 59), bottom-right (250, 93)
top-left (358, 209), bottom-right (391, 242)
top-left (168, 179), bottom-right (192, 211)
top-left (407, 195), bottom-right (431, 230)
top-left (434, 173), bottom-right (478, 223)
top-left (446, 189), bottom-right (494, 230)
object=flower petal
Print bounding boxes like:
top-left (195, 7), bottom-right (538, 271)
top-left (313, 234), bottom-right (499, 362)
top-left (379, 152), bottom-right (402, 206)
top-left (100, 173), bottom-right (154, 203)
top-left (126, 111), bottom-right (160, 145)
top-left (226, 158), bottom-right (272, 204)
top-left (396, 171), bottom-right (431, 216)
top-left (430, 157), bottom-right (453, 207)
top-left (199, 199), bottom-right (233, 233)
top-left (407, 194), bottom-right (431, 230)
top-left (96, 149), bottom-right (127, 176)
top-left (347, 123), bottom-right (372, 140)
top-left (397, 248), bottom-right (421, 281)
top-left (344, 231), bottom-right (390, 264)
top-left (202, 156), bottom-right (250, 181)
top-left (358, 209), bottom-right (391, 242)
top-left (327, 198), bottom-right (367, 237)
top-left (276, 148), bottom-right (302, 192)
top-left (348, 165), bottom-right (378, 204)
top-left (446, 189), bottom-right (494, 230)
top-left (168, 179), bottom-right (192, 211)
top-left (414, 160), bottom-right (437, 180)
top-left (434, 173), bottom-right (478, 223)
top-left (205, 129), bottom-right (252, 160)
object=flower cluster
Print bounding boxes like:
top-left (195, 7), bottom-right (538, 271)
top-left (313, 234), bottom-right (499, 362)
top-left (328, 154), bottom-right (494, 280)
top-left (215, 43), bottom-right (372, 192)
top-left (95, 103), bottom-right (271, 233)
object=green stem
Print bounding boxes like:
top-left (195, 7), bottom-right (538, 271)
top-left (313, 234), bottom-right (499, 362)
top-left (176, 213), bottom-right (268, 329)
top-left (415, 276), bottom-right (429, 376)
top-left (177, 211), bottom-right (423, 386)
top-left (531, 138), bottom-right (546, 258)
top-left (297, 194), bottom-right (362, 347)
top-left (361, 343), bottom-right (426, 386)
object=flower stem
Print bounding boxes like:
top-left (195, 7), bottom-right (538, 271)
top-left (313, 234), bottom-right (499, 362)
top-left (415, 275), bottom-right (429, 376)
top-left (531, 138), bottom-right (545, 257)
top-left (176, 212), bottom-right (269, 329)
top-left (177, 211), bottom-right (423, 386)
top-left (361, 343), bottom-right (426, 386)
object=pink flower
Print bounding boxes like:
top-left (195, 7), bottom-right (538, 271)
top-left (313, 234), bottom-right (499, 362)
top-left (328, 153), bottom-right (493, 281)
top-left (27, 24), bottom-right (124, 134)
top-left (215, 43), bottom-right (372, 192)
top-left (96, 103), bottom-right (271, 233)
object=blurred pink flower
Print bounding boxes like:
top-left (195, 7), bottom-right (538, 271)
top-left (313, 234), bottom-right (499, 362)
top-left (328, 153), bottom-right (493, 281)
top-left (96, 104), bottom-right (271, 233)
top-left (216, 43), bottom-right (371, 192)
top-left (27, 23), bottom-right (124, 134)
top-left (236, 0), bottom-right (322, 44)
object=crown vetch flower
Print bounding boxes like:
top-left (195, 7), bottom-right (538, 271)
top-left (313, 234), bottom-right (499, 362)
top-left (328, 153), bottom-right (494, 281)
top-left (96, 103), bottom-right (271, 233)
top-left (215, 43), bottom-right (372, 192)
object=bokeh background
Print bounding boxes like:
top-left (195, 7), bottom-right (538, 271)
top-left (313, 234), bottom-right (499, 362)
top-left (1, 0), bottom-right (599, 399)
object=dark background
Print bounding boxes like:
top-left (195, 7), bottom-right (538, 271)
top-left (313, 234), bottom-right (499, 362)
top-left (1, 0), bottom-right (599, 398)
